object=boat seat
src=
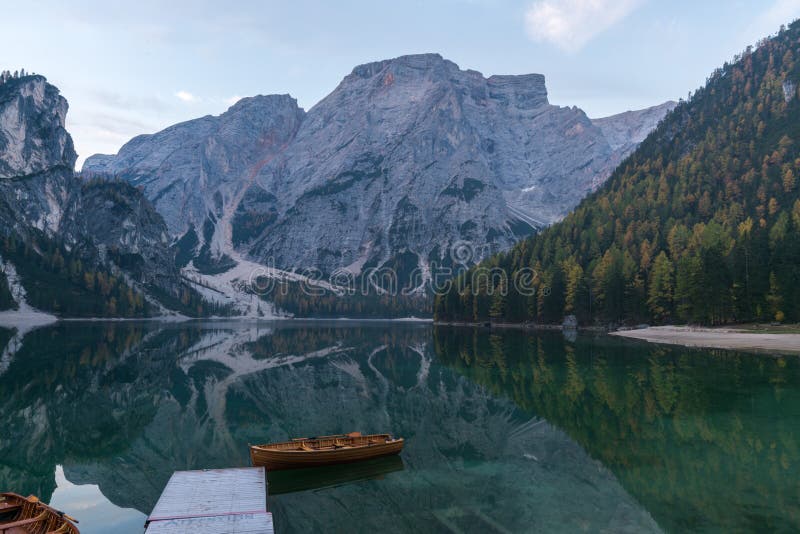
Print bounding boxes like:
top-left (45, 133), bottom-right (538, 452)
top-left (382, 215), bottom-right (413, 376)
top-left (0, 504), bottom-right (21, 516)
top-left (0, 510), bottom-right (48, 532)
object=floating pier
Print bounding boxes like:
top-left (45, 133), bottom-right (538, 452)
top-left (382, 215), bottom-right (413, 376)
top-left (145, 467), bottom-right (274, 533)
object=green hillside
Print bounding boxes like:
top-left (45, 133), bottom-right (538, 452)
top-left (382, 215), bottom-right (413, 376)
top-left (435, 21), bottom-right (800, 326)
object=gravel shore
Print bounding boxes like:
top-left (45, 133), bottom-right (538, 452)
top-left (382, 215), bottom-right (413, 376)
top-left (611, 326), bottom-right (800, 355)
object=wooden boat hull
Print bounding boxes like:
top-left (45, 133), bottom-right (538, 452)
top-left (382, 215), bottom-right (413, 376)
top-left (250, 433), bottom-right (404, 470)
top-left (0, 493), bottom-right (80, 534)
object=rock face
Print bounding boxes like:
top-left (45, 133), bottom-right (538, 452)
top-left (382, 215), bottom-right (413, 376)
top-left (0, 75), bottom-right (75, 234)
top-left (83, 95), bottom-right (305, 257)
top-left (60, 180), bottom-right (181, 293)
top-left (0, 73), bottom-right (202, 315)
top-left (0, 75), bottom-right (75, 179)
top-left (84, 54), bottom-right (674, 278)
top-left (591, 100), bottom-right (677, 164)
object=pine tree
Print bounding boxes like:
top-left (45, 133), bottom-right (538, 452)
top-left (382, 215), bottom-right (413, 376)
top-left (489, 277), bottom-right (507, 319)
top-left (647, 252), bottom-right (674, 322)
top-left (766, 272), bottom-right (784, 322)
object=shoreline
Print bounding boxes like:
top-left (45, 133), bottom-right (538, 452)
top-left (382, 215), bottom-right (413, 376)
top-left (435, 321), bottom-right (800, 356)
top-left (433, 320), bottom-right (605, 332)
top-left (0, 308), bottom-right (57, 333)
top-left (3, 310), bottom-right (796, 357)
top-left (0, 310), bottom-right (434, 327)
top-left (611, 326), bottom-right (800, 355)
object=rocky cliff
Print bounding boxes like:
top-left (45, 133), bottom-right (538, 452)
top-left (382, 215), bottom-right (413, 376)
top-left (591, 100), bottom-right (677, 163)
top-left (0, 73), bottom-right (210, 316)
top-left (0, 75), bottom-right (75, 179)
top-left (0, 75), bottom-right (75, 234)
top-left (59, 180), bottom-right (183, 298)
top-left (84, 54), bottom-right (674, 279)
top-left (83, 95), bottom-right (305, 255)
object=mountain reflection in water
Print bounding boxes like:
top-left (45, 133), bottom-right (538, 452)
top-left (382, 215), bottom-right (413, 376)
top-left (0, 321), bottom-right (797, 532)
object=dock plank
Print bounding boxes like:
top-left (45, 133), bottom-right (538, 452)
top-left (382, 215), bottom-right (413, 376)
top-left (146, 467), bottom-right (271, 533)
top-left (148, 467), bottom-right (267, 522)
top-left (144, 512), bottom-right (274, 533)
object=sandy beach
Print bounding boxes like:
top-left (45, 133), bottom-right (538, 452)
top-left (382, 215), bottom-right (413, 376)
top-left (612, 326), bottom-right (800, 355)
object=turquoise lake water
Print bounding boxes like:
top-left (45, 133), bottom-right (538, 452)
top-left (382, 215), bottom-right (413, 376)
top-left (1, 321), bottom-right (797, 532)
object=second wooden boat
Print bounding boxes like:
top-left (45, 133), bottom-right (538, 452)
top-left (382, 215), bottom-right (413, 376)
top-left (250, 432), bottom-right (404, 470)
top-left (0, 493), bottom-right (79, 534)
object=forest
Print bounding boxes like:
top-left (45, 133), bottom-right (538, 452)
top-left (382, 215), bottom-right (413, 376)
top-left (0, 233), bottom-right (151, 317)
top-left (269, 280), bottom-right (431, 318)
top-left (0, 226), bottom-right (224, 318)
top-left (435, 22), bottom-right (800, 326)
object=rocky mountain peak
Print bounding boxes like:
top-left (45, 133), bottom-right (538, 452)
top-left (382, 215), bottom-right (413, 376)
top-left (216, 94), bottom-right (305, 144)
top-left (83, 53), bottom-right (675, 285)
top-left (348, 53), bottom-right (454, 79)
top-left (224, 93), bottom-right (301, 116)
top-left (487, 74), bottom-right (549, 109)
top-left (342, 54), bottom-right (550, 110)
top-left (0, 74), bottom-right (77, 179)
top-left (83, 92), bottom-right (305, 245)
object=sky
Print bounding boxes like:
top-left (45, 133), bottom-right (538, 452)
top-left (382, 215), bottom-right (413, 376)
top-left (4, 0), bottom-right (800, 168)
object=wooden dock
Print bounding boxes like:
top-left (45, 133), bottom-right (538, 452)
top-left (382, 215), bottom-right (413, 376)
top-left (145, 467), bottom-right (274, 533)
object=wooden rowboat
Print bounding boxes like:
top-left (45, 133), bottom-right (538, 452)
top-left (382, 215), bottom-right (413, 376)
top-left (0, 493), bottom-right (79, 534)
top-left (250, 432), bottom-right (404, 470)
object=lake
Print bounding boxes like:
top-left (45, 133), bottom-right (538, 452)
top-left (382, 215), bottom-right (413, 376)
top-left (0, 321), bottom-right (798, 533)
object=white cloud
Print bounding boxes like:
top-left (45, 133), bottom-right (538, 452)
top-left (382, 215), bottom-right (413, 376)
top-left (224, 95), bottom-right (243, 106)
top-left (174, 90), bottom-right (200, 103)
top-left (524, 0), bottom-right (643, 52)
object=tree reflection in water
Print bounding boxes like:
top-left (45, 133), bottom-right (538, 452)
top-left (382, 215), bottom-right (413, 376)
top-left (434, 327), bottom-right (800, 532)
top-left (0, 321), bottom-right (796, 532)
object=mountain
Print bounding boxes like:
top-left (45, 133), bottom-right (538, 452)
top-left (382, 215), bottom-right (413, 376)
top-left (0, 72), bottom-right (74, 234)
top-left (59, 179), bottom-right (189, 303)
top-left (84, 54), bottom-right (674, 281)
top-left (82, 94), bottom-right (305, 269)
top-left (591, 100), bottom-right (677, 166)
top-left (0, 73), bottom-right (214, 317)
top-left (434, 22), bottom-right (800, 326)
